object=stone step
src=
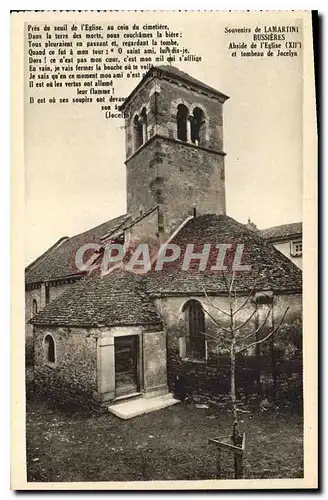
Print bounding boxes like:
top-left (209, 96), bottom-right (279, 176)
top-left (108, 393), bottom-right (180, 420)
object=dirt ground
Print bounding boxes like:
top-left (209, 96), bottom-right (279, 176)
top-left (26, 396), bottom-right (303, 482)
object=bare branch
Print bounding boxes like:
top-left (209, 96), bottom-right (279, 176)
top-left (236, 329), bottom-right (274, 355)
top-left (221, 269), bottom-right (231, 295)
top-left (232, 270), bottom-right (262, 316)
top-left (237, 302), bottom-right (274, 344)
top-left (202, 307), bottom-right (232, 336)
top-left (201, 285), bottom-right (230, 317)
top-left (232, 308), bottom-right (257, 333)
top-left (236, 307), bottom-right (289, 354)
top-left (239, 329), bottom-right (256, 345)
top-left (229, 270), bottom-right (236, 295)
top-left (202, 331), bottom-right (224, 343)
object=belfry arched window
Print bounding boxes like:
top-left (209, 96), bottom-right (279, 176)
top-left (190, 107), bottom-right (206, 146)
top-left (133, 114), bottom-right (143, 150)
top-left (183, 300), bottom-right (206, 360)
top-left (44, 334), bottom-right (56, 363)
top-left (133, 109), bottom-right (148, 152)
top-left (140, 107), bottom-right (148, 143)
top-left (176, 104), bottom-right (189, 142)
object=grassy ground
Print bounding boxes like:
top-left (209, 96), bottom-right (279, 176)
top-left (26, 396), bottom-right (303, 482)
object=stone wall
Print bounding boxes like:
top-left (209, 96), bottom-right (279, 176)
top-left (123, 73), bottom-right (225, 158)
top-left (47, 282), bottom-right (72, 302)
top-left (33, 324), bottom-right (168, 408)
top-left (96, 326), bottom-right (168, 401)
top-left (124, 78), bottom-right (158, 159)
top-left (143, 330), bottom-right (168, 397)
top-left (124, 208), bottom-right (159, 253)
top-left (158, 79), bottom-right (224, 151)
top-left (124, 72), bottom-right (226, 238)
top-left (126, 136), bottom-right (225, 238)
top-left (25, 287), bottom-right (43, 367)
top-left (25, 287), bottom-right (42, 340)
top-left (158, 138), bottom-right (225, 236)
top-left (126, 137), bottom-right (159, 217)
top-left (34, 326), bottom-right (98, 409)
top-left (156, 293), bottom-right (302, 401)
top-left (25, 282), bottom-right (74, 366)
top-left (26, 283), bottom-right (75, 334)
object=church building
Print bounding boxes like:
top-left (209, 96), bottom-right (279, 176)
top-left (26, 66), bottom-right (302, 414)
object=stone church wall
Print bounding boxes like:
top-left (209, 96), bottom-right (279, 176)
top-left (47, 282), bottom-right (72, 302)
top-left (32, 324), bottom-right (168, 408)
top-left (25, 288), bottom-right (42, 340)
top-left (25, 282), bottom-right (75, 367)
top-left (157, 138), bottom-right (226, 235)
top-left (124, 208), bottom-right (159, 251)
top-left (126, 136), bottom-right (225, 237)
top-left (158, 78), bottom-right (224, 151)
top-left (34, 326), bottom-right (98, 410)
top-left (156, 293), bottom-right (302, 402)
top-left (124, 71), bottom-right (227, 237)
top-left (126, 137), bottom-right (159, 216)
top-left (143, 330), bottom-right (168, 397)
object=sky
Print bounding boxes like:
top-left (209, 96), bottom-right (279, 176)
top-left (24, 11), bottom-right (303, 265)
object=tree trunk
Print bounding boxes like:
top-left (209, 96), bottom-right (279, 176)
top-left (255, 330), bottom-right (262, 400)
top-left (231, 337), bottom-right (238, 444)
top-left (231, 338), bottom-right (244, 478)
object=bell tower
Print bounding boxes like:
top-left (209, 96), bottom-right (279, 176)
top-left (120, 65), bottom-right (229, 239)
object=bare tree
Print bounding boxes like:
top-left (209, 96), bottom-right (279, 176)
top-left (201, 270), bottom-right (289, 448)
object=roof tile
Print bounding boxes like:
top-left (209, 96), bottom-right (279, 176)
top-left (25, 214), bottom-right (130, 284)
top-left (260, 222), bottom-right (302, 241)
top-left (31, 270), bottom-right (161, 327)
top-left (29, 214), bottom-right (302, 328)
top-left (146, 215), bottom-right (302, 295)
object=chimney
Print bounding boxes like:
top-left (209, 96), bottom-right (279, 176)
top-left (246, 217), bottom-right (259, 232)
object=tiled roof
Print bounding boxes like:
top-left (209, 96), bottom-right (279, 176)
top-left (260, 222), bottom-right (302, 241)
top-left (25, 214), bottom-right (130, 285)
top-left (31, 270), bottom-right (161, 328)
top-left (120, 65), bottom-right (229, 112)
top-left (25, 237), bottom-right (70, 274)
top-left (146, 214), bottom-right (302, 295)
top-left (29, 214), bottom-right (302, 328)
top-left (156, 65), bottom-right (229, 100)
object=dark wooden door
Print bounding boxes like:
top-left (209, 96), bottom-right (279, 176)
top-left (114, 335), bottom-right (139, 397)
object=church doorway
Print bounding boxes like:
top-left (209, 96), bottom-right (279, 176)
top-left (114, 335), bottom-right (140, 397)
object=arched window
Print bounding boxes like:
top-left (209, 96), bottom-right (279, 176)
top-left (176, 104), bottom-right (189, 142)
top-left (133, 114), bottom-right (143, 150)
top-left (140, 107), bottom-right (148, 143)
top-left (32, 299), bottom-right (38, 333)
top-left (183, 300), bottom-right (206, 360)
top-left (190, 107), bottom-right (206, 146)
top-left (32, 299), bottom-right (38, 316)
top-left (133, 108), bottom-right (148, 151)
top-left (44, 334), bottom-right (56, 363)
